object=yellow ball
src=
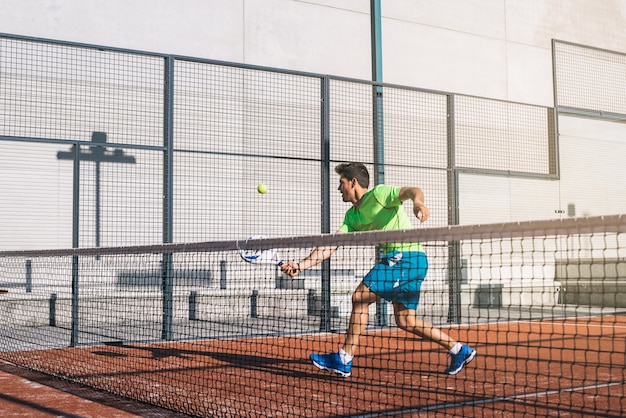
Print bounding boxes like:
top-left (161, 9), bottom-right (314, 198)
top-left (257, 183), bottom-right (268, 194)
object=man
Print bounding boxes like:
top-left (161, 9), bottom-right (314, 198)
top-left (281, 162), bottom-right (476, 377)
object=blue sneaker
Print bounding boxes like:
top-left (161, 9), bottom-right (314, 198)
top-left (444, 344), bottom-right (477, 375)
top-left (310, 352), bottom-right (352, 377)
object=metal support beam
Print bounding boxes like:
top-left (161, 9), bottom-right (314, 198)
top-left (162, 56), bottom-right (175, 341)
top-left (70, 144), bottom-right (80, 346)
top-left (446, 95), bottom-right (461, 324)
top-left (371, 0), bottom-right (388, 327)
top-left (320, 76), bottom-right (332, 332)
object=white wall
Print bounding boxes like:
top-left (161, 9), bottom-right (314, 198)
top-left (3, 0), bottom-right (626, 106)
top-left (0, 0), bottom-right (371, 79)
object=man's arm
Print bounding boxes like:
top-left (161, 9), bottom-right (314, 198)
top-left (281, 245), bottom-right (338, 277)
top-left (398, 186), bottom-right (429, 223)
top-left (281, 230), bottom-right (346, 277)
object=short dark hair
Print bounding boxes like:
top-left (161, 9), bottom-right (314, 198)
top-left (335, 162), bottom-right (370, 188)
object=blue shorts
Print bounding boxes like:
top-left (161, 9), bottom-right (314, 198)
top-left (362, 251), bottom-right (428, 310)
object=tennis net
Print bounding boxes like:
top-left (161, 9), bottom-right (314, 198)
top-left (0, 215), bottom-right (624, 416)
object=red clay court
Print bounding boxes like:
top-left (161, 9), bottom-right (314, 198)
top-left (0, 361), bottom-right (188, 417)
top-left (1, 315), bottom-right (624, 417)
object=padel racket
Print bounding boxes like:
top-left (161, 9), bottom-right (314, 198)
top-left (239, 247), bottom-right (284, 266)
top-left (238, 237), bottom-right (284, 266)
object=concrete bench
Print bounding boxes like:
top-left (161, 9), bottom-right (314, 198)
top-left (0, 289), bottom-right (322, 327)
top-left (556, 258), bottom-right (626, 307)
top-left (117, 269), bottom-right (212, 288)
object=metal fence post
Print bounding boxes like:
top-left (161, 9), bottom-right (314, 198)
top-left (447, 94), bottom-right (462, 324)
top-left (320, 75), bottom-right (332, 332)
top-left (70, 143), bottom-right (80, 347)
top-left (161, 55), bottom-right (175, 341)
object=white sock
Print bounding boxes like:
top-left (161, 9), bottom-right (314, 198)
top-left (449, 342), bottom-right (463, 355)
top-left (339, 348), bottom-right (353, 364)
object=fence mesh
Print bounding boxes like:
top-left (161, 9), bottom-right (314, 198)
top-left (554, 40), bottom-right (626, 115)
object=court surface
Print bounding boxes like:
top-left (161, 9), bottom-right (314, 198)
top-left (0, 360), bottom-right (189, 417)
top-left (1, 315), bottom-right (624, 417)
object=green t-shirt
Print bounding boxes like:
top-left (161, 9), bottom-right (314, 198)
top-left (337, 184), bottom-right (424, 253)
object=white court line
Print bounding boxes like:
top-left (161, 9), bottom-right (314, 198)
top-left (349, 380), bottom-right (626, 417)
top-left (437, 314), bottom-right (626, 331)
top-left (514, 319), bottom-right (626, 330)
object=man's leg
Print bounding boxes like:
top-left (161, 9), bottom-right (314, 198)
top-left (392, 302), bottom-right (456, 349)
top-left (343, 282), bottom-right (380, 356)
top-left (393, 302), bottom-right (477, 375)
top-left (309, 282), bottom-right (379, 377)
